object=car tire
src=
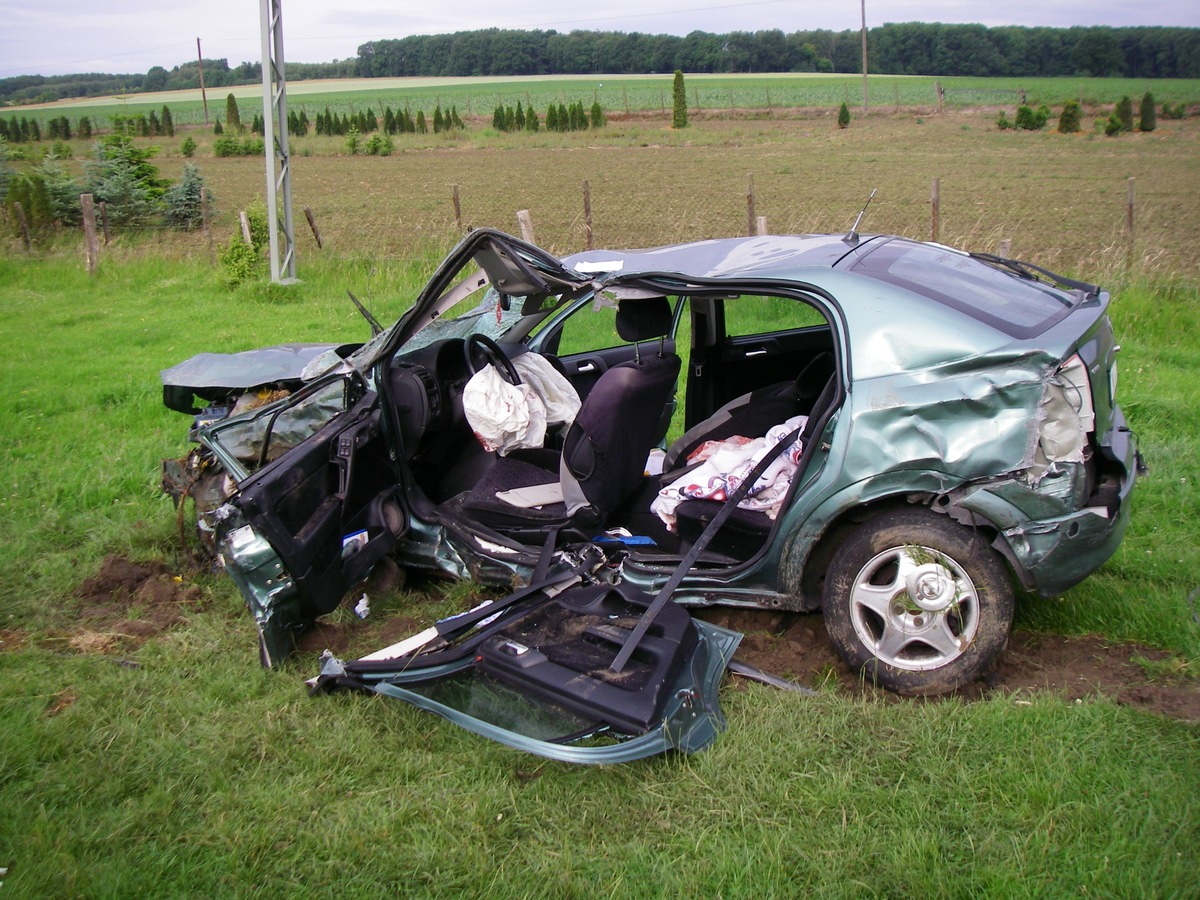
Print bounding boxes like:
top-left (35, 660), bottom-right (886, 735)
top-left (822, 508), bottom-right (1014, 695)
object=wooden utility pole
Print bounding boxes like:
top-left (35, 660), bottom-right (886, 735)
top-left (860, 0), bottom-right (869, 113)
top-left (197, 38), bottom-right (209, 126)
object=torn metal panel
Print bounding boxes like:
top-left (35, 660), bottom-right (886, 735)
top-left (313, 584), bottom-right (742, 763)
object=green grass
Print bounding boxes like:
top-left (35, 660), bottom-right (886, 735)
top-left (1, 152), bottom-right (1198, 895)
top-left (2, 633), bottom-right (1196, 896)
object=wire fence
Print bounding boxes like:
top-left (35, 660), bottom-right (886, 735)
top-left (5, 152), bottom-right (1195, 282)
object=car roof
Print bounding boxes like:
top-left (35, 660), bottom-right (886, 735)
top-left (564, 233), bottom-right (1088, 344)
top-left (563, 233), bottom-right (866, 280)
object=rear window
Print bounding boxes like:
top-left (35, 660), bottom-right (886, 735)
top-left (849, 239), bottom-right (1076, 338)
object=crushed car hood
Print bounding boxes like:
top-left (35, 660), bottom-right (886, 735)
top-left (161, 342), bottom-right (358, 414)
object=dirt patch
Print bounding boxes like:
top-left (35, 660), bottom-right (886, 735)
top-left (296, 613), bottom-right (424, 658)
top-left (1, 628), bottom-right (29, 652)
top-left (54, 554), bottom-right (205, 654)
top-left (697, 608), bottom-right (1200, 722)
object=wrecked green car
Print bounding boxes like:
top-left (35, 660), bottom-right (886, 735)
top-left (163, 227), bottom-right (1141, 721)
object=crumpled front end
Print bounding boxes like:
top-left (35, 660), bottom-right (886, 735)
top-left (214, 509), bottom-right (303, 667)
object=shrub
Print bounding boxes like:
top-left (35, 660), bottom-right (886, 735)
top-left (590, 101), bottom-right (605, 129)
top-left (345, 125), bottom-right (361, 155)
top-left (162, 162), bottom-right (213, 230)
top-left (1139, 92), bottom-right (1156, 132)
top-left (220, 203), bottom-right (268, 286)
top-left (996, 111), bottom-right (1014, 130)
top-left (1014, 104), bottom-right (1049, 130)
top-left (213, 135), bottom-right (264, 157)
top-left (1058, 100), bottom-right (1082, 133)
top-left (837, 102), bottom-right (850, 128)
top-left (225, 93), bottom-right (242, 133)
top-left (84, 135), bottom-right (168, 226)
top-left (1115, 96), bottom-right (1134, 132)
top-left (365, 133), bottom-right (393, 156)
top-left (4, 174), bottom-right (53, 233)
top-left (1160, 102), bottom-right (1186, 121)
top-left (36, 155), bottom-right (82, 226)
top-left (181, 136), bottom-right (196, 157)
top-left (672, 71), bottom-right (688, 129)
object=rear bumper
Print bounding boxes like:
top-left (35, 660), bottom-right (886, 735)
top-left (999, 409), bottom-right (1141, 597)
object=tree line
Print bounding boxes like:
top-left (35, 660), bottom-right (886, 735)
top-left (2, 23), bottom-right (1196, 107)
top-left (355, 25), bottom-right (1199, 79)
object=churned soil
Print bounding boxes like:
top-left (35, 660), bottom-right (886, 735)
top-left (698, 607), bottom-right (1200, 722)
top-left (37, 555), bottom-right (1197, 722)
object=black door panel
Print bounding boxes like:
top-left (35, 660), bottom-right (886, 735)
top-left (234, 393), bottom-right (403, 619)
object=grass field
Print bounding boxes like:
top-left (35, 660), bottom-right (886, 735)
top-left (1, 95), bottom-right (1198, 896)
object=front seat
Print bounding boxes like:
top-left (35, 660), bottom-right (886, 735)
top-left (456, 296), bottom-right (681, 540)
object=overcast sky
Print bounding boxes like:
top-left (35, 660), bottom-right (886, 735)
top-left (3, 0), bottom-right (1198, 79)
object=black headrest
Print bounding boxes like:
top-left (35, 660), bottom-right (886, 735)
top-left (615, 297), bottom-right (672, 342)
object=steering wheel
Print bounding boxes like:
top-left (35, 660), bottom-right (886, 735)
top-left (464, 334), bottom-right (521, 385)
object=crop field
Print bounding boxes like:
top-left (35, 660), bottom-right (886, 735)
top-left (1, 82), bottom-right (1199, 896)
top-left (16, 73), bottom-right (1200, 131)
top-left (95, 107), bottom-right (1200, 282)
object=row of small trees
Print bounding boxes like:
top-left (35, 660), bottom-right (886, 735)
top-left (2, 133), bottom-right (211, 235)
top-left (2, 108), bottom-right (178, 144)
top-left (310, 104), bottom-right (466, 137)
top-left (492, 100), bottom-right (607, 133)
top-left (997, 92), bottom-right (1181, 134)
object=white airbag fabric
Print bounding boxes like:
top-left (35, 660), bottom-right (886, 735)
top-left (463, 354), bottom-right (581, 455)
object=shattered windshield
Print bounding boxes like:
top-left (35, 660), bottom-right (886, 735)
top-left (398, 292), bottom-right (526, 357)
top-left (201, 378), bottom-right (351, 478)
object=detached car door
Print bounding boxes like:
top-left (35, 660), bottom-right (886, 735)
top-left (199, 373), bottom-right (404, 664)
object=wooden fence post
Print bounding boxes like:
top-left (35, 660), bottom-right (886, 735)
top-left (745, 174), bottom-right (756, 238)
top-left (80, 193), bottom-right (99, 274)
top-left (452, 185), bottom-right (463, 231)
top-left (930, 177), bottom-right (940, 242)
top-left (1126, 177), bottom-right (1136, 266)
top-left (200, 189), bottom-right (212, 254)
top-left (516, 209), bottom-right (535, 244)
top-left (582, 180), bottom-right (593, 250)
top-left (304, 206), bottom-right (324, 248)
top-left (98, 201), bottom-right (110, 246)
top-left (13, 201), bottom-right (31, 252)
top-left (239, 210), bottom-right (252, 244)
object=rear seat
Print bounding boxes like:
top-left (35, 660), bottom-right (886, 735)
top-left (669, 363), bottom-right (838, 559)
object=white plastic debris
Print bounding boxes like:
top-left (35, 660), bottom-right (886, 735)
top-left (353, 594), bottom-right (370, 619)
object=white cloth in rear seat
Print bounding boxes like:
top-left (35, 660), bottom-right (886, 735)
top-left (651, 414), bottom-right (807, 531)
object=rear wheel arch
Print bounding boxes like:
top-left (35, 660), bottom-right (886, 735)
top-left (819, 504), bottom-right (1016, 694)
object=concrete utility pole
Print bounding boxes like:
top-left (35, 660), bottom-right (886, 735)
top-left (860, 0), bottom-right (869, 113)
top-left (260, 0), bottom-right (297, 282)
